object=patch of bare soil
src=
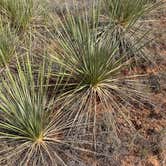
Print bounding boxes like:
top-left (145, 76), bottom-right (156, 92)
top-left (103, 7), bottom-right (166, 166)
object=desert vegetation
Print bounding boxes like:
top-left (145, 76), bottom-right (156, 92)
top-left (0, 0), bottom-right (165, 165)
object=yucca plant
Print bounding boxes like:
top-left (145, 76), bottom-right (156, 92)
top-left (0, 19), bottom-right (17, 67)
top-left (100, 0), bottom-right (165, 64)
top-left (0, 0), bottom-right (43, 32)
top-left (48, 4), bottom-right (151, 143)
top-left (0, 54), bottom-right (91, 165)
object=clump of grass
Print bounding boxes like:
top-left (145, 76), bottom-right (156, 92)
top-left (48, 4), bottom-right (151, 142)
top-left (0, 0), bottom-right (34, 31)
top-left (102, 0), bottom-right (163, 28)
top-left (0, 54), bottom-right (79, 165)
top-left (0, 0), bottom-right (47, 33)
top-left (100, 0), bottom-right (164, 64)
top-left (0, 19), bottom-right (17, 66)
